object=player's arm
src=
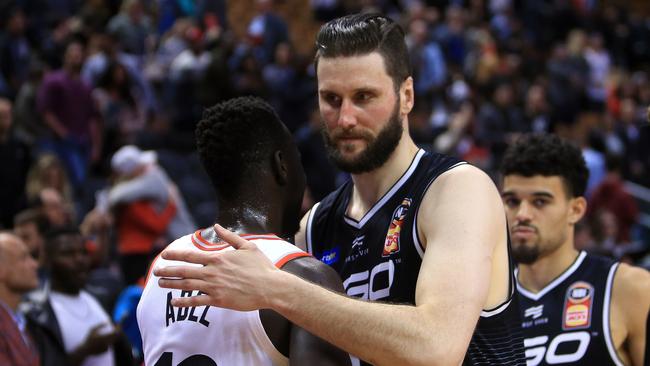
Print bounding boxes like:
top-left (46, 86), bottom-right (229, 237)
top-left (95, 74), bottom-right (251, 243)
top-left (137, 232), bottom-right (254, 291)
top-left (271, 166), bottom-right (502, 365)
top-left (612, 263), bottom-right (650, 366)
top-left (282, 256), bottom-right (351, 366)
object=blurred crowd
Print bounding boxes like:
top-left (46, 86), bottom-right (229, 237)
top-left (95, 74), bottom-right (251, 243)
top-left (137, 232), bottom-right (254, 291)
top-left (0, 0), bottom-right (649, 363)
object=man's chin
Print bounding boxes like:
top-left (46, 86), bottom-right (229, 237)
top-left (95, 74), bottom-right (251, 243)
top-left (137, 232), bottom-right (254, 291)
top-left (512, 245), bottom-right (540, 265)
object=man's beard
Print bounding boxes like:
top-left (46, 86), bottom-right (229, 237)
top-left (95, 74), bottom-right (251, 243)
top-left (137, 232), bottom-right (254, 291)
top-left (511, 242), bottom-right (541, 265)
top-left (322, 100), bottom-right (403, 174)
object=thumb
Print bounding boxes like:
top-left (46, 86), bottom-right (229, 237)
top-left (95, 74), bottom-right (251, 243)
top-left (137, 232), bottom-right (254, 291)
top-left (214, 224), bottom-right (255, 250)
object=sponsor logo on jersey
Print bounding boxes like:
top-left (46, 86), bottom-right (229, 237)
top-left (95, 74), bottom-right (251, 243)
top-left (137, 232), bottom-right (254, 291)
top-left (562, 281), bottom-right (594, 330)
top-left (522, 304), bottom-right (548, 328)
top-left (346, 236), bottom-right (369, 263)
top-left (320, 247), bottom-right (340, 265)
top-left (382, 198), bottom-right (412, 257)
top-left (525, 305), bottom-right (544, 319)
top-left (351, 235), bottom-right (365, 249)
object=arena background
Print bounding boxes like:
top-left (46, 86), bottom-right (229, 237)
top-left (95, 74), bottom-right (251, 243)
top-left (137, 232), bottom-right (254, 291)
top-left (0, 0), bottom-right (649, 362)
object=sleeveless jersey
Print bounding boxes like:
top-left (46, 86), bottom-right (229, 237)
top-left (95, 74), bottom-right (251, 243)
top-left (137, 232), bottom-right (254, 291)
top-left (306, 149), bottom-right (525, 366)
top-left (137, 230), bottom-right (310, 366)
top-left (517, 251), bottom-right (624, 366)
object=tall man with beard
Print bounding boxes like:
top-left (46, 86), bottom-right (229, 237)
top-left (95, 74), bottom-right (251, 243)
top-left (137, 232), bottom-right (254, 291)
top-left (500, 134), bottom-right (650, 366)
top-left (155, 13), bottom-right (525, 366)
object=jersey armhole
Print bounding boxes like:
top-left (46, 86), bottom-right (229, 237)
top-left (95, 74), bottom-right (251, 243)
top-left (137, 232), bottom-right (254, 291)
top-left (603, 262), bottom-right (625, 366)
top-left (411, 161), bottom-right (469, 258)
top-left (305, 201), bottom-right (321, 255)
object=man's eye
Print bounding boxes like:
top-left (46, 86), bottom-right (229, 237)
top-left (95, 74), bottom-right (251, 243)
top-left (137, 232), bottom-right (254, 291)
top-left (533, 199), bottom-right (547, 207)
top-left (323, 94), bottom-right (341, 107)
top-left (355, 93), bottom-right (372, 102)
top-left (504, 198), bottom-right (519, 208)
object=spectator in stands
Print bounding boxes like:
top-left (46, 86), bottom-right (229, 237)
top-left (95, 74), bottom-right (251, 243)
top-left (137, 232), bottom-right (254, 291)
top-left (246, 0), bottom-right (289, 65)
top-left (475, 79), bottom-right (527, 169)
top-left (37, 38), bottom-right (102, 188)
top-left (26, 154), bottom-right (75, 209)
top-left (107, 0), bottom-right (153, 56)
top-left (588, 155), bottom-right (639, 243)
top-left (24, 227), bottom-right (134, 366)
top-left (406, 18), bottom-right (447, 113)
top-left (0, 232), bottom-right (40, 366)
top-left (524, 84), bottom-right (551, 133)
top-left (0, 98), bottom-right (32, 229)
top-left (0, 7), bottom-right (32, 99)
top-left (93, 61), bottom-right (147, 147)
top-left (107, 145), bottom-right (195, 284)
top-left (13, 209), bottom-right (50, 279)
top-left (12, 60), bottom-right (48, 146)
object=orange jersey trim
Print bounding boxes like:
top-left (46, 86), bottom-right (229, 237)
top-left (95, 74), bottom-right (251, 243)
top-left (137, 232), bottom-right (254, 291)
top-left (275, 252), bottom-right (311, 268)
top-left (192, 230), bottom-right (230, 251)
top-left (191, 230), bottom-right (284, 252)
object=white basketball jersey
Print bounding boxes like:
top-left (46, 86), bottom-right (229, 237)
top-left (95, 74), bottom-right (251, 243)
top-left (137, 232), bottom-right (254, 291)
top-left (137, 230), bottom-right (310, 366)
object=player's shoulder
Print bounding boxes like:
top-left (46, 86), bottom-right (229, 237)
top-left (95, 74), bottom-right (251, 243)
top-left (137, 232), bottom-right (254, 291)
top-left (150, 233), bottom-right (198, 269)
top-left (421, 162), bottom-right (501, 213)
top-left (613, 262), bottom-right (650, 298)
top-left (433, 163), bottom-right (492, 187)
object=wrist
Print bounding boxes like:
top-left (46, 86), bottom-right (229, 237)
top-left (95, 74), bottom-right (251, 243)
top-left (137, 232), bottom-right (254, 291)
top-left (265, 269), bottom-right (301, 313)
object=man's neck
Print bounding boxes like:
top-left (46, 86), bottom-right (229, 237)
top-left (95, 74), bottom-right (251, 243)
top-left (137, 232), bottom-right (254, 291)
top-left (517, 243), bottom-right (580, 293)
top-left (0, 287), bottom-right (21, 311)
top-left (348, 135), bottom-right (419, 220)
top-left (51, 280), bottom-right (81, 296)
top-left (216, 203), bottom-right (278, 236)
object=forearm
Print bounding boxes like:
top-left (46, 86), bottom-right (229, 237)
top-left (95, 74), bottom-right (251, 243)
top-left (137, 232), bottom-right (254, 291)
top-left (43, 112), bottom-right (67, 137)
top-left (269, 271), bottom-right (466, 366)
top-left (68, 344), bottom-right (89, 366)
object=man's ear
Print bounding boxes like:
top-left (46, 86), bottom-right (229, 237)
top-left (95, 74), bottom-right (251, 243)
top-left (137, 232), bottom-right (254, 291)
top-left (400, 77), bottom-right (415, 116)
top-left (272, 150), bottom-right (289, 185)
top-left (568, 196), bottom-right (587, 225)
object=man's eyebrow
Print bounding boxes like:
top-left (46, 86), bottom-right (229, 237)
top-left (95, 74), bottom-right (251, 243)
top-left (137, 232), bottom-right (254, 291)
top-left (500, 191), bottom-right (554, 198)
top-left (531, 192), bottom-right (554, 199)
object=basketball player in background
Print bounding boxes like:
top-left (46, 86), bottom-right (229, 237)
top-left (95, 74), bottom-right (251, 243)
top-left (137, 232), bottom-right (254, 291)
top-left (137, 97), bottom-right (350, 366)
top-left (500, 133), bottom-right (650, 366)
top-left (155, 13), bottom-right (524, 366)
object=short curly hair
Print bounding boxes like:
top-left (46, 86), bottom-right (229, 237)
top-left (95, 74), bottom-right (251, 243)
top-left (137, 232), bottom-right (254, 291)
top-left (195, 97), bottom-right (287, 200)
top-left (500, 134), bottom-right (589, 198)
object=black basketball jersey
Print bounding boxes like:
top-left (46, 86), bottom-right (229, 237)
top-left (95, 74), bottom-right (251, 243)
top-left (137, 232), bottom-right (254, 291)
top-left (306, 149), bottom-right (525, 366)
top-left (517, 251), bottom-right (624, 366)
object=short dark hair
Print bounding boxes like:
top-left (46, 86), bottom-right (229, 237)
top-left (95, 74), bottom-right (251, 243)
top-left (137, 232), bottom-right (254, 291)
top-left (195, 96), bottom-right (288, 200)
top-left (500, 134), bottom-right (589, 198)
top-left (13, 208), bottom-right (50, 234)
top-left (314, 13), bottom-right (411, 91)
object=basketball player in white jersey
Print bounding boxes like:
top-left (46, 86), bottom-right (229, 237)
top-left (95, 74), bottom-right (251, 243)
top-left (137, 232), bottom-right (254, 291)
top-left (137, 97), bottom-right (350, 366)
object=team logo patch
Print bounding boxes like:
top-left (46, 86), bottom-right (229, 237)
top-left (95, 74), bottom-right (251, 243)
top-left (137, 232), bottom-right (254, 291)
top-left (382, 198), bottom-right (412, 257)
top-left (562, 281), bottom-right (594, 330)
top-left (320, 247), bottom-right (340, 265)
